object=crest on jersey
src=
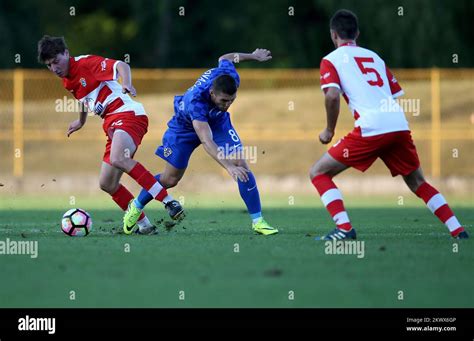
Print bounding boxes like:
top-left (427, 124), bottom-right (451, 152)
top-left (101, 60), bottom-right (107, 71)
top-left (80, 77), bottom-right (87, 87)
top-left (164, 147), bottom-right (173, 157)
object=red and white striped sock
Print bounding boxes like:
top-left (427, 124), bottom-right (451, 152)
top-left (128, 163), bottom-right (168, 202)
top-left (111, 184), bottom-right (145, 221)
top-left (311, 174), bottom-right (352, 231)
top-left (415, 182), bottom-right (465, 237)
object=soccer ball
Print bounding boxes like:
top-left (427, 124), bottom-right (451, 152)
top-left (61, 208), bottom-right (92, 236)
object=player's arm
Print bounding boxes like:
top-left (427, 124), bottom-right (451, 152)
top-left (192, 120), bottom-right (249, 182)
top-left (218, 49), bottom-right (272, 63)
top-left (67, 103), bottom-right (87, 137)
top-left (319, 58), bottom-right (341, 144)
top-left (116, 61), bottom-right (136, 97)
top-left (319, 87), bottom-right (340, 144)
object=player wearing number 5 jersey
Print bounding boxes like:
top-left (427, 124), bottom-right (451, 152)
top-left (310, 10), bottom-right (468, 240)
top-left (124, 49), bottom-right (278, 235)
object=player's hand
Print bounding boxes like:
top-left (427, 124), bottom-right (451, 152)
top-left (319, 128), bottom-right (334, 144)
top-left (122, 84), bottom-right (137, 97)
top-left (67, 119), bottom-right (84, 137)
top-left (252, 48), bottom-right (272, 62)
top-left (227, 165), bottom-right (250, 182)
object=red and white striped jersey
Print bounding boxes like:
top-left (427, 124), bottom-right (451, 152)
top-left (320, 43), bottom-right (409, 137)
top-left (62, 55), bottom-right (146, 118)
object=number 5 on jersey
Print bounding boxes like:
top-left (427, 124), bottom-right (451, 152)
top-left (354, 57), bottom-right (384, 87)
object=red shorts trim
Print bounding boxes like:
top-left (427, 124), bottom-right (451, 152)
top-left (102, 112), bottom-right (148, 164)
top-left (328, 130), bottom-right (420, 177)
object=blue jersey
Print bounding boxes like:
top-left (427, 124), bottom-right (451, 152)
top-left (168, 59), bottom-right (240, 131)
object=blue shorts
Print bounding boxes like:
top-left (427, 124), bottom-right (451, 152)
top-left (156, 116), bottom-right (243, 169)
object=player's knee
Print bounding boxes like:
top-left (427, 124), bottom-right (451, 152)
top-left (110, 156), bottom-right (127, 171)
top-left (159, 174), bottom-right (180, 188)
top-left (404, 170), bottom-right (425, 193)
top-left (164, 176), bottom-right (180, 188)
top-left (405, 179), bottom-right (417, 193)
top-left (309, 164), bottom-right (323, 180)
top-left (99, 180), bottom-right (115, 194)
top-left (412, 178), bottom-right (426, 192)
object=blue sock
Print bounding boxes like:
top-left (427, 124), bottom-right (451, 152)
top-left (237, 172), bottom-right (262, 221)
top-left (135, 174), bottom-right (162, 209)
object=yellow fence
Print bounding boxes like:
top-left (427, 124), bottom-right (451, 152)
top-left (0, 68), bottom-right (473, 178)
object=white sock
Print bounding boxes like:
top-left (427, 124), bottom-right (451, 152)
top-left (162, 195), bottom-right (173, 204)
top-left (252, 217), bottom-right (263, 224)
top-left (137, 215), bottom-right (152, 228)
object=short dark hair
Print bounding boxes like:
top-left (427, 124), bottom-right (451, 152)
top-left (37, 35), bottom-right (68, 63)
top-left (330, 9), bottom-right (358, 40)
top-left (212, 75), bottom-right (237, 95)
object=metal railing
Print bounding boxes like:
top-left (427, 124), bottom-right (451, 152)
top-left (2, 68), bottom-right (473, 178)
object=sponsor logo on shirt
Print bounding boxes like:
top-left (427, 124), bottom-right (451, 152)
top-left (80, 77), bottom-right (87, 87)
top-left (84, 98), bottom-right (104, 116)
top-left (94, 103), bottom-right (105, 116)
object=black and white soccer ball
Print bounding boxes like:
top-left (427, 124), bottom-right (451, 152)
top-left (61, 208), bottom-right (92, 236)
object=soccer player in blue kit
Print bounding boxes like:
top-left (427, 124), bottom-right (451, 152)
top-left (123, 49), bottom-right (279, 235)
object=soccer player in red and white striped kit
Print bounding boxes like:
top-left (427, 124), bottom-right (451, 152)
top-left (37, 36), bottom-right (183, 234)
top-left (310, 10), bottom-right (468, 240)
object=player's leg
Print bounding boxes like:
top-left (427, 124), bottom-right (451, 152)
top-left (233, 158), bottom-right (261, 221)
top-left (108, 129), bottom-right (172, 233)
top-left (381, 131), bottom-right (468, 239)
top-left (98, 161), bottom-right (154, 233)
top-left (110, 129), bottom-right (169, 201)
top-left (125, 128), bottom-right (199, 226)
top-left (213, 117), bottom-right (277, 235)
top-left (403, 167), bottom-right (468, 239)
top-left (231, 158), bottom-right (278, 235)
top-left (134, 161), bottom-right (186, 219)
top-left (309, 152), bottom-right (356, 240)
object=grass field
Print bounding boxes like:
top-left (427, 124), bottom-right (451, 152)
top-left (0, 194), bottom-right (472, 308)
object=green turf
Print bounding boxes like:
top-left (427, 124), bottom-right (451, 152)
top-left (0, 195), bottom-right (472, 308)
